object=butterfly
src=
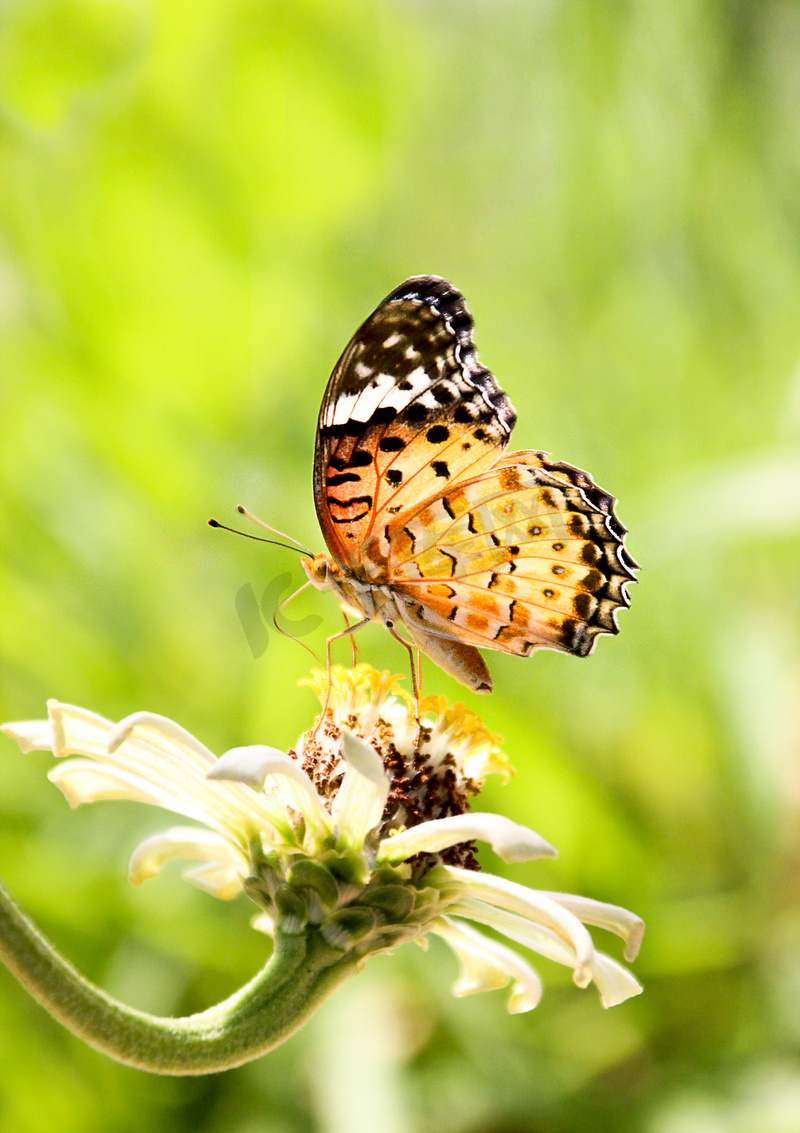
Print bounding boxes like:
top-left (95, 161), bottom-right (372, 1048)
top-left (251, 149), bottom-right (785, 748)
top-left (301, 276), bottom-right (637, 694)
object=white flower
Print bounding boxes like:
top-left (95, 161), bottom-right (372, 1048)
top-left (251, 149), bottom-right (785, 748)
top-left (1, 665), bottom-right (643, 1013)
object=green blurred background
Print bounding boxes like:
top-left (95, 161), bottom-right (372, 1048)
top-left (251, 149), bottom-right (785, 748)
top-left (2, 0), bottom-right (800, 1129)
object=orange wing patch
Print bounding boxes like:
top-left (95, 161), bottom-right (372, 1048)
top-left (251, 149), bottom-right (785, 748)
top-left (388, 456), bottom-right (636, 658)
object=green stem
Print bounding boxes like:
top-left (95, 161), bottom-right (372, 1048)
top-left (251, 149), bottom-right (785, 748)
top-left (0, 881), bottom-right (358, 1075)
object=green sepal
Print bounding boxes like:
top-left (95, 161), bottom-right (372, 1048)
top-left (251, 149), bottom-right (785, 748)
top-left (319, 848), bottom-right (370, 888)
top-left (273, 884), bottom-right (308, 934)
top-left (287, 859), bottom-right (339, 908)
top-left (422, 865), bottom-right (462, 899)
top-left (370, 862), bottom-right (412, 885)
top-left (360, 885), bottom-right (414, 922)
top-left (248, 840), bottom-right (283, 873)
top-left (407, 885), bottom-right (443, 924)
top-left (320, 906), bottom-right (377, 950)
top-left (242, 876), bottom-right (276, 912)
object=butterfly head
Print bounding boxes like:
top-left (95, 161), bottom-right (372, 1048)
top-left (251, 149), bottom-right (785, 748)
top-left (301, 553), bottom-right (340, 592)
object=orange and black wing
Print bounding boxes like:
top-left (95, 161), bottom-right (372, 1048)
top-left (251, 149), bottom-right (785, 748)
top-left (389, 451), bottom-right (638, 664)
top-left (314, 276), bottom-right (516, 575)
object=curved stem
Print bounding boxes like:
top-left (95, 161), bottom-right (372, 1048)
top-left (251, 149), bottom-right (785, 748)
top-left (0, 881), bottom-right (358, 1075)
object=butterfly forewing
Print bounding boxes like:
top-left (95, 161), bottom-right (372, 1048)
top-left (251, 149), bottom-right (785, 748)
top-left (314, 277), bottom-right (516, 572)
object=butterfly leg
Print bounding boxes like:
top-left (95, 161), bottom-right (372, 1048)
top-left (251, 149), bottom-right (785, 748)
top-left (311, 617), bottom-right (372, 742)
top-left (387, 628), bottom-right (422, 751)
top-left (341, 610), bottom-right (358, 666)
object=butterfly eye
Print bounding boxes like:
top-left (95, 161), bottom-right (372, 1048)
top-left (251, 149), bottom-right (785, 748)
top-left (312, 555), bottom-right (333, 585)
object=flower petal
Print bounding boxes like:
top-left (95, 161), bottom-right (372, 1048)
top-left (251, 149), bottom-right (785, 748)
top-left (48, 760), bottom-right (198, 811)
top-left (206, 745), bottom-right (289, 787)
top-left (432, 865), bottom-right (595, 986)
top-left (433, 917), bottom-right (542, 1013)
top-left (528, 891), bottom-right (644, 962)
top-left (47, 760), bottom-right (269, 844)
top-left (250, 911), bottom-right (275, 936)
top-left (181, 861), bottom-right (244, 900)
top-left (377, 813), bottom-right (556, 865)
top-left (107, 711), bottom-right (216, 766)
top-left (1, 719), bottom-right (54, 753)
top-left (48, 701), bottom-right (118, 759)
top-left (446, 898), bottom-right (576, 966)
top-left (128, 826), bottom-right (243, 886)
top-left (46, 702), bottom-right (290, 850)
top-left (331, 729), bottom-right (390, 850)
top-left (448, 899), bottom-right (642, 1007)
top-left (207, 745), bottom-right (332, 839)
top-left (590, 952), bottom-right (643, 1008)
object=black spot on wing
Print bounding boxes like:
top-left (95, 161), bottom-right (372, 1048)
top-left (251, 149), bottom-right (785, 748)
top-left (440, 550), bottom-right (457, 577)
top-left (327, 495), bottom-right (373, 524)
top-left (326, 473), bottom-right (361, 486)
top-left (379, 436), bottom-right (406, 453)
top-left (406, 402), bottom-right (429, 424)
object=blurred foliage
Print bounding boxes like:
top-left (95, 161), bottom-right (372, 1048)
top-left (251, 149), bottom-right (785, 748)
top-left (1, 0), bottom-right (800, 1130)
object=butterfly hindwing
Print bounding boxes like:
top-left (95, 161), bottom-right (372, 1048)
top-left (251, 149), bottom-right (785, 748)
top-left (388, 451), bottom-right (636, 659)
top-left (314, 277), bottom-right (516, 572)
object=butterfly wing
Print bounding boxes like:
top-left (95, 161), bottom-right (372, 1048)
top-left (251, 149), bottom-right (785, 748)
top-left (388, 451), bottom-right (637, 673)
top-left (314, 276), bottom-right (516, 574)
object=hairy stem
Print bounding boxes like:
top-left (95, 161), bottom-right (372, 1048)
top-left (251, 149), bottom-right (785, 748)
top-left (0, 881), bottom-right (358, 1074)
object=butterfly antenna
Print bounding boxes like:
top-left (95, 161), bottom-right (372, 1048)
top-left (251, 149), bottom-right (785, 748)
top-left (237, 505), bottom-right (313, 556)
top-left (208, 519), bottom-right (308, 555)
top-left (273, 580), bottom-right (322, 663)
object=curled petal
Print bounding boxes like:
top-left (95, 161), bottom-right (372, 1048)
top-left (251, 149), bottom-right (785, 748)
top-left (331, 729), bottom-right (390, 850)
top-left (47, 760), bottom-right (257, 839)
top-left (207, 746), bottom-right (332, 839)
top-left (447, 898), bottom-right (641, 1006)
top-left (590, 952), bottom-right (643, 1008)
top-left (107, 711), bottom-right (216, 766)
top-left (181, 861), bottom-right (244, 900)
top-left (447, 898), bottom-right (576, 966)
top-left (433, 917), bottom-right (542, 1013)
top-left (377, 813), bottom-right (556, 865)
top-left (47, 703), bottom-right (289, 849)
top-left (49, 760), bottom-right (186, 810)
top-left (528, 892), bottom-right (644, 962)
top-left (432, 865), bottom-right (595, 986)
top-left (207, 745), bottom-right (293, 788)
top-left (1, 720), bottom-right (54, 753)
top-left (128, 826), bottom-right (243, 886)
top-left (48, 701), bottom-right (116, 759)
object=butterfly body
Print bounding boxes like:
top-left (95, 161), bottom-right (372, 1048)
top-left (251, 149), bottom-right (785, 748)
top-left (305, 276), bottom-right (637, 692)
